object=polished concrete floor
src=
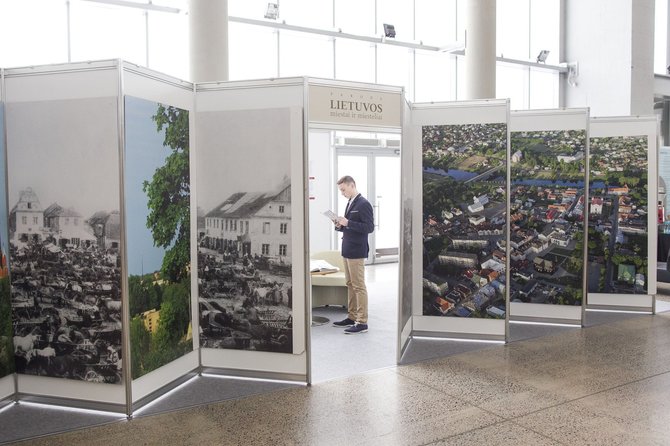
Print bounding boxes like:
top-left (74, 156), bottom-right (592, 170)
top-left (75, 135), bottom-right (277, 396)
top-left (4, 270), bottom-right (670, 445)
top-left (8, 303), bottom-right (670, 445)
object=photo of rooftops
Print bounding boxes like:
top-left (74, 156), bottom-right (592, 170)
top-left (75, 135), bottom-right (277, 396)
top-left (509, 129), bottom-right (587, 306)
top-left (422, 122), bottom-right (507, 319)
top-left (588, 135), bottom-right (649, 294)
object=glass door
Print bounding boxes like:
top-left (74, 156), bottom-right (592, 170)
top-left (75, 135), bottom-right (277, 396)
top-left (336, 145), bottom-right (400, 264)
top-left (374, 155), bottom-right (400, 262)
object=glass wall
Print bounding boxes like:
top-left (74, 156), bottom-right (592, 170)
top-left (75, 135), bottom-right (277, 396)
top-left (496, 0), bottom-right (560, 109)
top-left (0, 0), bottom-right (561, 108)
top-left (655, 0), bottom-right (668, 75)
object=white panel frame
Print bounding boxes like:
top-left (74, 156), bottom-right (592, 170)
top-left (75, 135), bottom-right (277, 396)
top-left (195, 80), bottom-right (307, 379)
top-left (122, 63), bottom-right (193, 110)
top-left (304, 78), bottom-right (404, 371)
top-left (509, 108), bottom-right (590, 325)
top-left (510, 301), bottom-right (582, 325)
top-left (132, 350), bottom-right (198, 402)
top-left (398, 97), bottom-right (413, 359)
top-left (0, 375), bottom-right (14, 402)
top-left (0, 69), bottom-right (15, 401)
top-left (4, 60), bottom-right (120, 103)
top-left (411, 99), bottom-right (509, 341)
top-left (588, 116), bottom-right (658, 312)
top-left (121, 64), bottom-right (200, 403)
top-left (5, 61), bottom-right (127, 408)
top-left (17, 375), bottom-right (125, 410)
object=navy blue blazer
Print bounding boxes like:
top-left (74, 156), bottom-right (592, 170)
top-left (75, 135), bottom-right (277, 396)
top-left (336, 194), bottom-right (374, 259)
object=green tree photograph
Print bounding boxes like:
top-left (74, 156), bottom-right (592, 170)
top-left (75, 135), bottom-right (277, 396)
top-left (125, 96), bottom-right (192, 379)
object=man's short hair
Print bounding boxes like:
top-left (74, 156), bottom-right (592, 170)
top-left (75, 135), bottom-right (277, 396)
top-left (337, 175), bottom-right (356, 186)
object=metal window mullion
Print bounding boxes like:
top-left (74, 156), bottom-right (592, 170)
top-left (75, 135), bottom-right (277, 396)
top-left (276, 29), bottom-right (281, 77)
top-left (67, 0), bottom-right (72, 62)
top-left (145, 9), bottom-right (149, 67)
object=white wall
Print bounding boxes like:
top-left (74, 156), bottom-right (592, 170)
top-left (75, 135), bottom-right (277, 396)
top-left (564, 0), bottom-right (655, 116)
top-left (631, 0), bottom-right (655, 115)
top-left (308, 130), bottom-right (335, 254)
top-left (564, 0), bottom-right (632, 115)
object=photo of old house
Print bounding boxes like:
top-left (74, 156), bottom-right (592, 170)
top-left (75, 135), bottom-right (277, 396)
top-left (6, 97), bottom-right (123, 383)
top-left (196, 108), bottom-right (294, 353)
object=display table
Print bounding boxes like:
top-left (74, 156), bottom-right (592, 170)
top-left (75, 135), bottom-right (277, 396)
top-left (311, 270), bottom-right (340, 325)
top-left (310, 252), bottom-right (348, 309)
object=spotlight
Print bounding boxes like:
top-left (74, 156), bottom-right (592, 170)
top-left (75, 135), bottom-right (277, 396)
top-left (383, 23), bottom-right (396, 38)
top-left (264, 3), bottom-right (278, 20)
top-left (536, 50), bottom-right (550, 63)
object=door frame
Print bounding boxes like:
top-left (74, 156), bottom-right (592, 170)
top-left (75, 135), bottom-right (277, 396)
top-left (335, 143), bottom-right (401, 264)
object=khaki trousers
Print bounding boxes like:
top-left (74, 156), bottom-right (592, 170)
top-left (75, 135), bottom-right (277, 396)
top-left (342, 257), bottom-right (368, 324)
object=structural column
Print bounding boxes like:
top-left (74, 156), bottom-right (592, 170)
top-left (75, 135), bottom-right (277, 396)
top-left (189, 0), bottom-right (229, 83)
top-left (630, 0), bottom-right (654, 115)
top-left (464, 0), bottom-right (496, 100)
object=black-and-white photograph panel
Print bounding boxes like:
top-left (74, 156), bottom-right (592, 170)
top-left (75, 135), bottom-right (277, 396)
top-left (197, 108), bottom-right (294, 353)
top-left (6, 97), bottom-right (122, 383)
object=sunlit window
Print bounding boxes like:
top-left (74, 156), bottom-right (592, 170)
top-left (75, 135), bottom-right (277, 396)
top-left (147, 11), bottom-right (189, 80)
top-left (0, 0), bottom-right (68, 67)
top-left (456, 55), bottom-right (466, 100)
top-left (335, 39), bottom-right (376, 84)
top-left (497, 0), bottom-right (530, 60)
top-left (229, 22), bottom-right (278, 80)
top-left (377, 45), bottom-right (412, 93)
top-left (0, 0), bottom-right (562, 108)
top-left (496, 0), bottom-right (560, 107)
top-left (530, 0), bottom-right (560, 66)
top-left (655, 0), bottom-right (668, 74)
top-left (281, 0), bottom-right (333, 29)
top-left (529, 68), bottom-right (559, 109)
top-left (415, 0), bottom-right (457, 45)
top-left (377, 0), bottom-right (414, 40)
top-left (279, 31), bottom-right (334, 78)
top-left (228, 0), bottom-right (270, 20)
top-left (334, 0), bottom-right (375, 35)
top-left (497, 62), bottom-right (529, 110)
top-left (70, 1), bottom-right (146, 65)
top-left (414, 52), bottom-right (456, 103)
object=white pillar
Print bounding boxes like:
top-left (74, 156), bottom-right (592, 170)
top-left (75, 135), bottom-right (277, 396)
top-left (666, 0), bottom-right (670, 73)
top-left (464, 0), bottom-right (496, 100)
top-left (189, 0), bottom-right (229, 83)
top-left (630, 0), bottom-right (654, 115)
top-left (564, 0), bottom-right (654, 116)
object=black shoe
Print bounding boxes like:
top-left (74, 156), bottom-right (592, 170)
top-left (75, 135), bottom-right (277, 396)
top-left (333, 317), bottom-right (355, 327)
top-left (344, 323), bottom-right (368, 334)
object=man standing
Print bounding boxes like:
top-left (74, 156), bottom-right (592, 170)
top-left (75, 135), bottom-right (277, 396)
top-left (332, 176), bottom-right (374, 334)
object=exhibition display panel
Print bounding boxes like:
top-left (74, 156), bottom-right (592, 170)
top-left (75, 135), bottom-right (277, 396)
top-left (0, 59), bottom-right (662, 429)
top-left (508, 109), bottom-right (589, 325)
top-left (411, 100), bottom-right (509, 341)
top-left (1, 61), bottom-right (200, 413)
top-left (0, 74), bottom-right (15, 403)
top-left (4, 61), bottom-right (126, 410)
top-left (121, 65), bottom-right (199, 409)
top-left (399, 98), bottom-right (413, 359)
top-left (195, 78), bottom-right (307, 381)
top-left (587, 116), bottom-right (658, 312)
